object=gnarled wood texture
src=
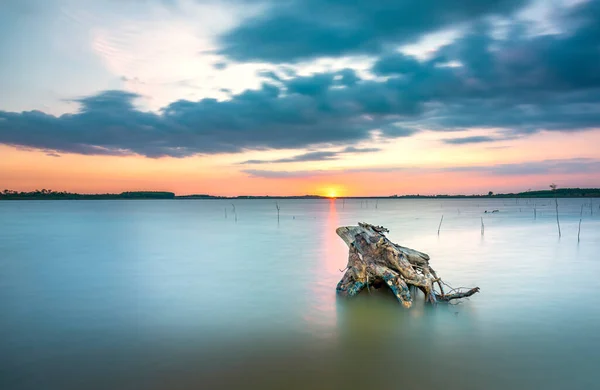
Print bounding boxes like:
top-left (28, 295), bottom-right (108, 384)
top-left (336, 222), bottom-right (480, 308)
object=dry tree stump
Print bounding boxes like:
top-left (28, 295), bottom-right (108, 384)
top-left (336, 222), bottom-right (480, 308)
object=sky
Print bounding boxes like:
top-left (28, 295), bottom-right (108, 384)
top-left (1, 0), bottom-right (599, 196)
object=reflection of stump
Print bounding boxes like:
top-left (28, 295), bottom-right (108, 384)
top-left (336, 223), bottom-right (480, 308)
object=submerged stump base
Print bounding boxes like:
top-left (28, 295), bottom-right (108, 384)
top-left (336, 223), bottom-right (479, 308)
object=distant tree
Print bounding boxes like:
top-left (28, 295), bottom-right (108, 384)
top-left (488, 191), bottom-right (493, 196)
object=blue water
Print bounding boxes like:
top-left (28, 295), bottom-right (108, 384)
top-left (1, 199), bottom-right (599, 389)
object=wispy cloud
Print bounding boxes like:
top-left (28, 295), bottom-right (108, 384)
top-left (442, 136), bottom-right (499, 145)
top-left (239, 146), bottom-right (381, 164)
top-left (242, 158), bottom-right (600, 178)
top-left (241, 151), bottom-right (338, 164)
top-left (445, 158), bottom-right (600, 176)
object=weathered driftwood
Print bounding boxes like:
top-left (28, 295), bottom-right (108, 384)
top-left (336, 223), bottom-right (480, 308)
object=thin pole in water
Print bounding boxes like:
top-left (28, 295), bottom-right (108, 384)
top-left (224, 207), bottom-right (227, 219)
top-left (481, 217), bottom-right (484, 236)
top-left (555, 198), bottom-right (561, 238)
top-left (275, 202), bottom-right (280, 225)
top-left (231, 203), bottom-right (237, 223)
top-left (578, 204), bottom-right (584, 243)
top-left (534, 204), bottom-right (536, 220)
top-left (438, 215), bottom-right (444, 236)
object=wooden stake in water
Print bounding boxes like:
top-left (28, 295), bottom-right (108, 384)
top-left (224, 207), bottom-right (227, 219)
top-left (231, 203), bottom-right (237, 223)
top-left (534, 204), bottom-right (536, 220)
top-left (481, 217), bottom-right (484, 236)
top-left (438, 215), bottom-right (444, 236)
top-left (554, 198), bottom-right (561, 238)
top-left (275, 202), bottom-right (280, 225)
top-left (578, 204), bottom-right (584, 243)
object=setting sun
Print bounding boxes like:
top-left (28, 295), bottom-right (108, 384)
top-left (320, 185), bottom-right (344, 198)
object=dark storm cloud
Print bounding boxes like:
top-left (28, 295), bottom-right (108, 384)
top-left (219, 0), bottom-right (527, 62)
top-left (337, 69), bottom-right (360, 87)
top-left (372, 53), bottom-right (422, 76)
top-left (2, 1), bottom-right (600, 158)
top-left (285, 73), bottom-right (335, 96)
top-left (0, 82), bottom-right (414, 157)
top-left (368, 0), bottom-right (600, 133)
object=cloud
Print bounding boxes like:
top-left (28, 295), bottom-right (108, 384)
top-left (285, 73), bottom-right (335, 96)
top-left (0, 85), bottom-right (406, 157)
top-left (442, 136), bottom-right (499, 145)
top-left (258, 70), bottom-right (283, 82)
top-left (0, 72), bottom-right (422, 157)
top-left (218, 0), bottom-right (527, 62)
top-left (372, 53), bottom-right (422, 76)
top-left (243, 166), bottom-right (411, 178)
top-left (341, 146), bottom-right (381, 153)
top-left (2, 1), bottom-right (600, 158)
top-left (242, 158), bottom-right (600, 179)
top-left (240, 146), bottom-right (381, 164)
top-left (242, 169), bottom-right (323, 179)
top-left (241, 151), bottom-right (338, 164)
top-left (446, 158), bottom-right (600, 176)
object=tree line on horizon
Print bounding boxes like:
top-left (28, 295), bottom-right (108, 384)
top-left (1, 188), bottom-right (600, 200)
top-left (0, 189), bottom-right (175, 200)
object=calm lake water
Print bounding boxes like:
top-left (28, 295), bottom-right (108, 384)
top-left (1, 198), bottom-right (599, 389)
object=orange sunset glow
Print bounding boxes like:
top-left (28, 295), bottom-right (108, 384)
top-left (2, 127), bottom-right (599, 196)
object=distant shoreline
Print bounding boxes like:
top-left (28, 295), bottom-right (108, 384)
top-left (1, 188), bottom-right (599, 200)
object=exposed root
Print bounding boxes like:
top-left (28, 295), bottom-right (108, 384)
top-left (336, 222), bottom-right (480, 308)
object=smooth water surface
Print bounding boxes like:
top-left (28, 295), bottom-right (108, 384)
top-left (1, 199), bottom-right (599, 389)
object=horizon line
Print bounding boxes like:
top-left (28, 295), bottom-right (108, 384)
top-left (2, 188), bottom-right (600, 199)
